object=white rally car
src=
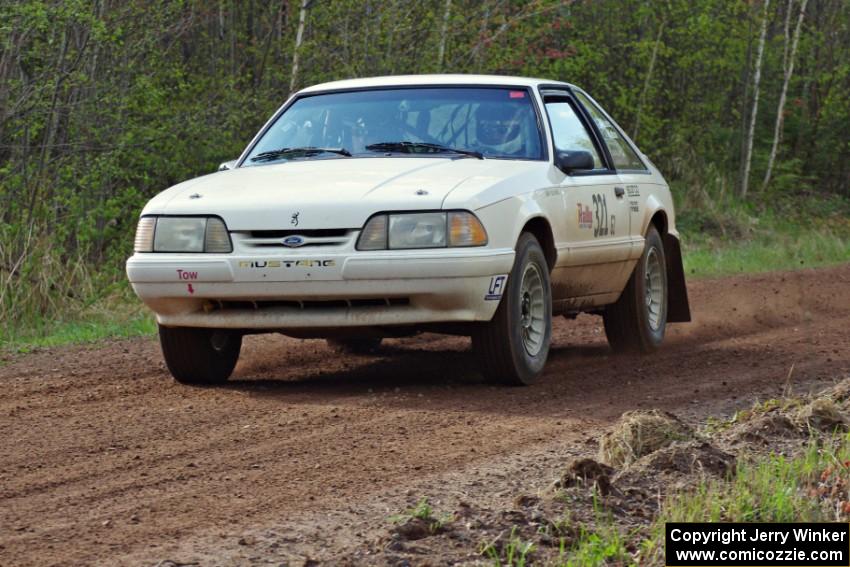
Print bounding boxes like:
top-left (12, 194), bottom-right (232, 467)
top-left (127, 74), bottom-right (690, 386)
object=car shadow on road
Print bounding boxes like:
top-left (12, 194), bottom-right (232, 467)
top-left (221, 334), bottom-right (629, 405)
top-left (216, 306), bottom-right (814, 420)
top-left (225, 346), bottom-right (483, 392)
top-left (222, 300), bottom-right (805, 395)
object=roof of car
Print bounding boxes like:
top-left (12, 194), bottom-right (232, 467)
top-left (298, 74), bottom-right (574, 94)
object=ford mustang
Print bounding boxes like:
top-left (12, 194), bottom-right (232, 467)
top-left (127, 74), bottom-right (690, 386)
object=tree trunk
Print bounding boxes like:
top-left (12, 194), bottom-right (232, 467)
top-left (289, 0), bottom-right (309, 94)
top-left (632, 11), bottom-right (667, 142)
top-left (474, 3), bottom-right (492, 72)
top-left (740, 0), bottom-right (771, 199)
top-left (437, 0), bottom-right (452, 71)
top-left (738, 15), bottom-right (754, 186)
top-left (27, 27), bottom-right (69, 231)
top-left (761, 0), bottom-right (808, 192)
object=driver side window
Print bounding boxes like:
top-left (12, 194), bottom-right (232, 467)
top-left (574, 91), bottom-right (646, 171)
top-left (544, 100), bottom-right (604, 169)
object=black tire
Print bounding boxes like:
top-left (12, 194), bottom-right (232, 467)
top-left (603, 225), bottom-right (668, 353)
top-left (472, 232), bottom-right (552, 385)
top-left (158, 325), bottom-right (242, 384)
top-left (326, 337), bottom-right (383, 355)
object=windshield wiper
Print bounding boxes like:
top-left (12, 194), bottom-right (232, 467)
top-left (366, 141), bottom-right (484, 159)
top-left (250, 146), bottom-right (351, 162)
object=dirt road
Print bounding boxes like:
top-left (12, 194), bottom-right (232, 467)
top-left (2, 264), bottom-right (849, 566)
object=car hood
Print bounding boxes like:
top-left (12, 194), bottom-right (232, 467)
top-left (142, 157), bottom-right (540, 230)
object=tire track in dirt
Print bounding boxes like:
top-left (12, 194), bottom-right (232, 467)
top-left (1, 264), bottom-right (849, 565)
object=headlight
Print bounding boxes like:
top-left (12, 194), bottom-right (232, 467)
top-left (390, 212), bottom-right (447, 249)
top-left (154, 217), bottom-right (206, 252)
top-left (356, 211), bottom-right (487, 250)
top-left (133, 216), bottom-right (233, 253)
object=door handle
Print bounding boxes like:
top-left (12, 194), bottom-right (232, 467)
top-left (614, 186), bottom-right (625, 198)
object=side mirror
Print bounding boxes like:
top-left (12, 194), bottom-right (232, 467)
top-left (555, 150), bottom-right (594, 174)
top-left (218, 159), bottom-right (238, 172)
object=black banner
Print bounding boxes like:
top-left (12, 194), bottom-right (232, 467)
top-left (666, 523), bottom-right (850, 566)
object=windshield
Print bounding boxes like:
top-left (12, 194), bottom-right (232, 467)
top-left (243, 87), bottom-right (544, 164)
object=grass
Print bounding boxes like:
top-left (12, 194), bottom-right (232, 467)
top-left (560, 522), bottom-right (633, 567)
top-left (389, 497), bottom-right (453, 534)
top-left (553, 434), bottom-right (850, 566)
top-left (675, 187), bottom-right (850, 278)
top-left (657, 446), bottom-right (826, 524)
top-left (482, 526), bottom-right (536, 567)
top-left (1, 301), bottom-right (156, 357)
top-left (683, 226), bottom-right (850, 278)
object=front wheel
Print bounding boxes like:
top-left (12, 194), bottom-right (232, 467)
top-left (158, 325), bottom-right (242, 384)
top-left (472, 233), bottom-right (552, 385)
top-left (603, 225), bottom-right (668, 353)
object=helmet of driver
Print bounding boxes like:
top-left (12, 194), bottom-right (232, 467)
top-left (475, 103), bottom-right (524, 155)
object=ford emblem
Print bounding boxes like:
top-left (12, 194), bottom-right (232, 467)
top-left (282, 235), bottom-right (305, 248)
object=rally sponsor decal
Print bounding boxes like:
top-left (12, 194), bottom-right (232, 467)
top-left (238, 260), bottom-right (336, 269)
top-left (577, 203), bottom-right (593, 229)
top-left (485, 275), bottom-right (508, 300)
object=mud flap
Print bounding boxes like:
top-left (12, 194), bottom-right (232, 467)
top-left (664, 234), bottom-right (691, 323)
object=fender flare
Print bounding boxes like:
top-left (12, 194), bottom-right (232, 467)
top-left (502, 197), bottom-right (558, 269)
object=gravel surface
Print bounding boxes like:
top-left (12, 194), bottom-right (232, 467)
top-left (1, 264), bottom-right (849, 565)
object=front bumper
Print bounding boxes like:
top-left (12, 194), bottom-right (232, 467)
top-left (126, 248), bottom-right (515, 330)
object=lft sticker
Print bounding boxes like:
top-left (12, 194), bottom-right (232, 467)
top-left (485, 275), bottom-right (508, 300)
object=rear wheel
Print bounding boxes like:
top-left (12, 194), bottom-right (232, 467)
top-left (472, 232), bottom-right (552, 385)
top-left (603, 225), bottom-right (668, 353)
top-left (158, 325), bottom-right (242, 384)
top-left (326, 337), bottom-right (383, 354)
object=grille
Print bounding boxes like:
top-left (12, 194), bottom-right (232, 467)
top-left (250, 229), bottom-right (349, 238)
top-left (235, 229), bottom-right (354, 249)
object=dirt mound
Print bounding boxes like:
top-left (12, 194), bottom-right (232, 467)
top-left (796, 398), bottom-right (847, 433)
top-left (720, 408), bottom-right (803, 447)
top-left (722, 384), bottom-right (850, 449)
top-left (622, 440), bottom-right (735, 478)
top-left (556, 457), bottom-right (615, 495)
top-left (559, 458), bottom-right (614, 486)
top-left (822, 378), bottom-right (850, 407)
top-left (599, 409), bottom-right (695, 467)
top-left (391, 517), bottom-right (437, 541)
